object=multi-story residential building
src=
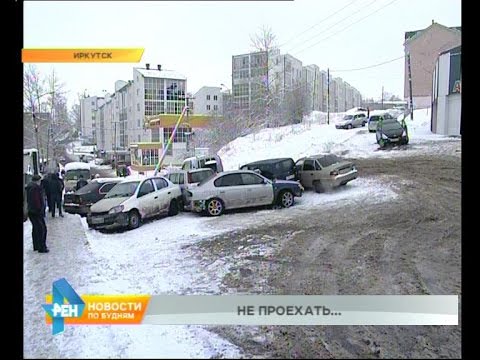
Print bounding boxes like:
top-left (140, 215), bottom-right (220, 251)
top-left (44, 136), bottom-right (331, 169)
top-left (404, 21), bottom-right (461, 109)
top-left (270, 53), bottom-right (303, 96)
top-left (232, 49), bottom-right (281, 113)
top-left (80, 96), bottom-right (101, 143)
top-left (192, 86), bottom-right (223, 115)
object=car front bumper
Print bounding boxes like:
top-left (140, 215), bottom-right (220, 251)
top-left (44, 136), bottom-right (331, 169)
top-left (87, 212), bottom-right (129, 229)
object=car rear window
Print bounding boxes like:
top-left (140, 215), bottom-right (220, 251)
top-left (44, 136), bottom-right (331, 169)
top-left (189, 170), bottom-right (214, 184)
top-left (318, 155), bottom-right (341, 167)
top-left (75, 181), bottom-right (99, 194)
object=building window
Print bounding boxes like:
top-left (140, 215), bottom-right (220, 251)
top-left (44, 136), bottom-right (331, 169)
top-left (138, 134), bottom-right (141, 142)
top-left (137, 119), bottom-right (140, 127)
top-left (206, 95), bottom-right (211, 100)
top-left (213, 95), bottom-right (218, 101)
top-left (91, 101), bottom-right (95, 106)
top-left (137, 103), bottom-right (140, 111)
top-left (206, 105), bottom-right (211, 111)
top-left (213, 105), bottom-right (218, 111)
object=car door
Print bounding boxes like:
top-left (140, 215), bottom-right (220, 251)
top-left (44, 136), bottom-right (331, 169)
top-left (240, 173), bottom-right (274, 207)
top-left (300, 159), bottom-right (316, 188)
top-left (136, 179), bottom-right (157, 218)
top-left (213, 173), bottom-right (245, 209)
top-left (152, 177), bottom-right (172, 214)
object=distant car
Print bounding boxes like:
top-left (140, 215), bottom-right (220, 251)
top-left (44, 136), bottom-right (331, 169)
top-left (87, 175), bottom-right (182, 230)
top-left (367, 112), bottom-right (396, 132)
top-left (63, 178), bottom-right (124, 217)
top-left (64, 162), bottom-right (92, 193)
top-left (295, 154), bottom-right (358, 193)
top-left (165, 168), bottom-right (215, 210)
top-left (185, 170), bottom-right (304, 216)
top-left (335, 113), bottom-right (367, 129)
top-left (239, 158), bottom-right (298, 181)
top-left (182, 155), bottom-right (223, 173)
top-left (376, 118), bottom-right (409, 148)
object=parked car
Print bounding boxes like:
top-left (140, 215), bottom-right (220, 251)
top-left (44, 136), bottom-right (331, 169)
top-left (64, 162), bottom-right (92, 193)
top-left (239, 158), bottom-right (298, 181)
top-left (182, 155), bottom-right (223, 173)
top-left (335, 113), bottom-right (367, 129)
top-left (367, 112), bottom-right (396, 132)
top-left (165, 168), bottom-right (215, 210)
top-left (87, 175), bottom-right (182, 230)
top-left (63, 177), bottom-right (124, 217)
top-left (295, 154), bottom-right (358, 193)
top-left (376, 118), bottom-right (409, 148)
top-left (185, 170), bottom-right (304, 216)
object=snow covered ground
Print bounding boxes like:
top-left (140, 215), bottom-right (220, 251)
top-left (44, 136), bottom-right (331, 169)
top-left (24, 107), bottom-right (460, 358)
top-left (218, 108), bottom-right (461, 170)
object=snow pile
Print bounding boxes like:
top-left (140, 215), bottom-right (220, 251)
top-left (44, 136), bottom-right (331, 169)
top-left (218, 108), bottom-right (460, 170)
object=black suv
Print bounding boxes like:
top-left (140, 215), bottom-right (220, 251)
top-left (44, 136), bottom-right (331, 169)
top-left (239, 158), bottom-right (298, 181)
top-left (63, 178), bottom-right (123, 216)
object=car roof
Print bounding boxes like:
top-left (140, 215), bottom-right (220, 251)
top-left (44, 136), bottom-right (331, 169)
top-left (241, 158), bottom-right (293, 166)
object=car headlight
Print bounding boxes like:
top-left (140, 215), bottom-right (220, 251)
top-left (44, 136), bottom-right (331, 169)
top-left (108, 205), bottom-right (124, 214)
top-left (402, 129), bottom-right (407, 136)
top-left (381, 133), bottom-right (388, 140)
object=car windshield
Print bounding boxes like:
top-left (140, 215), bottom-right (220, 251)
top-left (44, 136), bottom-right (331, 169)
top-left (65, 169), bottom-right (90, 181)
top-left (318, 155), bottom-right (342, 167)
top-left (381, 120), bottom-right (404, 131)
top-left (343, 115), bottom-right (353, 120)
top-left (105, 181), bottom-right (140, 198)
top-left (190, 170), bottom-right (214, 183)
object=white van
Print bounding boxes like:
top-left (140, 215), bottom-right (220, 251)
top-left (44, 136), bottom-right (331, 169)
top-left (64, 162), bottom-right (92, 193)
top-left (181, 155), bottom-right (223, 173)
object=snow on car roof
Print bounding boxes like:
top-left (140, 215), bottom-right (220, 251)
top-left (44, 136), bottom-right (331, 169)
top-left (64, 162), bottom-right (91, 171)
top-left (94, 177), bottom-right (124, 184)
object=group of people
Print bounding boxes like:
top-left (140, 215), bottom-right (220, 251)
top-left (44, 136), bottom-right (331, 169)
top-left (26, 169), bottom-right (66, 254)
top-left (41, 170), bottom-right (66, 217)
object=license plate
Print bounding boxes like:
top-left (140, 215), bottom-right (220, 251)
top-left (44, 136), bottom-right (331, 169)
top-left (91, 217), bottom-right (104, 224)
top-left (390, 138), bottom-right (399, 142)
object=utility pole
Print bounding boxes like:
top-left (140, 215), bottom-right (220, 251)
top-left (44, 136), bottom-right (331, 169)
top-left (327, 68), bottom-right (330, 125)
top-left (381, 86), bottom-right (384, 110)
top-left (407, 52), bottom-right (414, 120)
top-left (114, 122), bottom-right (117, 166)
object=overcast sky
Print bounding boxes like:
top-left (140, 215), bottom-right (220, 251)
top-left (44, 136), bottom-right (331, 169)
top-left (24, 0), bottom-right (461, 107)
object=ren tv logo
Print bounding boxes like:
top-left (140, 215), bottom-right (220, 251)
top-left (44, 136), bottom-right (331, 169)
top-left (42, 278), bottom-right (85, 335)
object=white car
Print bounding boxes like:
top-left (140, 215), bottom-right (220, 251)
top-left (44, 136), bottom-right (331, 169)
top-left (367, 112), bottom-right (396, 132)
top-left (185, 170), bottom-right (304, 216)
top-left (335, 113), bottom-right (367, 129)
top-left (87, 175), bottom-right (182, 230)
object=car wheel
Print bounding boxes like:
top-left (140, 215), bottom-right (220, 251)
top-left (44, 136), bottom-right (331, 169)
top-left (128, 210), bottom-right (141, 229)
top-left (313, 180), bottom-right (325, 193)
top-left (362, 121), bottom-right (366, 127)
top-left (347, 124), bottom-right (353, 129)
top-left (278, 190), bottom-right (294, 208)
top-left (168, 199), bottom-right (179, 216)
top-left (206, 198), bottom-right (224, 216)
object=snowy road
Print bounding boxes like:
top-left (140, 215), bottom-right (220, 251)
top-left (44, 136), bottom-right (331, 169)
top-left (24, 175), bottom-right (395, 358)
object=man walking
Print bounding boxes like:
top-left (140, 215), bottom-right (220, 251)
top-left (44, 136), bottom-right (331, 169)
top-left (26, 175), bottom-right (48, 253)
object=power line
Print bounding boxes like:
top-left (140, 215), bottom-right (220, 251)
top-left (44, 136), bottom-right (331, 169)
top-left (294, 0), bottom-right (400, 56)
top-left (286, 0), bottom-right (381, 53)
top-left (278, 0), bottom-right (362, 48)
top-left (330, 55), bottom-right (404, 72)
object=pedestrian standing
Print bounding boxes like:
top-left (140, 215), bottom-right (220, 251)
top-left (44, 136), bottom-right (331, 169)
top-left (41, 173), bottom-right (52, 213)
top-left (26, 175), bottom-right (48, 253)
top-left (49, 172), bottom-right (64, 217)
top-left (76, 174), bottom-right (88, 190)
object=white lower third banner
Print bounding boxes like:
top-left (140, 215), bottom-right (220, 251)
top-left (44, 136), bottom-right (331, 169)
top-left (142, 295), bottom-right (458, 325)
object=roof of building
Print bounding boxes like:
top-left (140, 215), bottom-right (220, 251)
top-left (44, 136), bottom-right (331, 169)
top-left (134, 68), bottom-right (187, 80)
top-left (404, 23), bottom-right (461, 43)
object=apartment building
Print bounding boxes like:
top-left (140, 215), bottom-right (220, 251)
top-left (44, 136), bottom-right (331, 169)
top-left (192, 86), bottom-right (223, 115)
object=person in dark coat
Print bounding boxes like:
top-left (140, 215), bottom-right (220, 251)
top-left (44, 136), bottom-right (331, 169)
top-left (41, 174), bottom-right (52, 212)
top-left (26, 175), bottom-right (48, 253)
top-left (76, 175), bottom-right (88, 191)
top-left (49, 172), bottom-right (64, 217)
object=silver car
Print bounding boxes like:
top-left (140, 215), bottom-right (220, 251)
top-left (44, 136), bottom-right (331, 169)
top-left (185, 170), bottom-right (304, 216)
top-left (87, 175), bottom-right (182, 230)
top-left (335, 113), bottom-right (367, 129)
